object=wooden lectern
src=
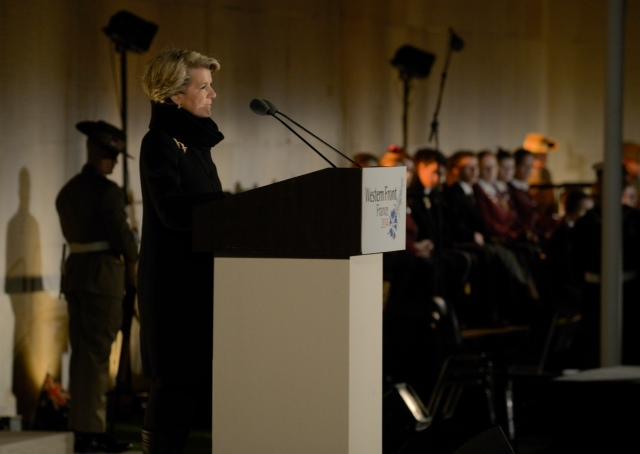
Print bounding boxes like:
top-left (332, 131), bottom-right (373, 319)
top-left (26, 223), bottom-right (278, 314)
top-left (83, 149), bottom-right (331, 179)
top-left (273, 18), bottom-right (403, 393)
top-left (193, 167), bottom-right (406, 454)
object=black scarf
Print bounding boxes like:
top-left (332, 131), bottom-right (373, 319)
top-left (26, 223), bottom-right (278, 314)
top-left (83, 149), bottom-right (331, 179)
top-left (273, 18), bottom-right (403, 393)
top-left (148, 102), bottom-right (224, 149)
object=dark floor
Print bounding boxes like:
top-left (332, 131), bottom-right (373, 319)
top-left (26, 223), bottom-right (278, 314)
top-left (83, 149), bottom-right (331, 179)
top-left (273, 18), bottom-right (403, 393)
top-left (110, 393), bottom-right (212, 454)
top-left (21, 367), bottom-right (640, 454)
top-left (384, 370), bottom-right (640, 454)
top-left (114, 421), bottom-right (212, 453)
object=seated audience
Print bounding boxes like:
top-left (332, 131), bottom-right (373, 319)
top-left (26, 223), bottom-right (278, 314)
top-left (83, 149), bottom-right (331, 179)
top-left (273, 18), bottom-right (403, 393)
top-left (510, 148), bottom-right (540, 241)
top-left (406, 149), bottom-right (472, 314)
top-left (524, 133), bottom-right (559, 229)
top-left (546, 189), bottom-right (593, 312)
top-left (572, 165), bottom-right (640, 366)
top-left (380, 144), bottom-right (415, 181)
top-left (473, 150), bottom-right (540, 323)
top-left (476, 151), bottom-right (520, 242)
top-left (444, 151), bottom-right (486, 247)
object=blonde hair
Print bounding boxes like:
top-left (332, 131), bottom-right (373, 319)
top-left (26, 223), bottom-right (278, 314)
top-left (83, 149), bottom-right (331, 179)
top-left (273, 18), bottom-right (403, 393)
top-left (142, 49), bottom-right (220, 103)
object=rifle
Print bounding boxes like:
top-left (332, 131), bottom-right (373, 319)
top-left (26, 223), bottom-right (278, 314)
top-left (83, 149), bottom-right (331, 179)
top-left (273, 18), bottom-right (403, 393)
top-left (59, 244), bottom-right (67, 300)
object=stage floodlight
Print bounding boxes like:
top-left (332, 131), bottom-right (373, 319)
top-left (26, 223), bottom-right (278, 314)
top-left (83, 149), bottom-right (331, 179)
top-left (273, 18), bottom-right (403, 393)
top-left (391, 45), bottom-right (436, 80)
top-left (103, 10), bottom-right (158, 54)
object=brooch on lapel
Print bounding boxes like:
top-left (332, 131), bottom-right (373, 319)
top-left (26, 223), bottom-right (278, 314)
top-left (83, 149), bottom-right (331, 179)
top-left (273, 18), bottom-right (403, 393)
top-left (173, 138), bottom-right (188, 154)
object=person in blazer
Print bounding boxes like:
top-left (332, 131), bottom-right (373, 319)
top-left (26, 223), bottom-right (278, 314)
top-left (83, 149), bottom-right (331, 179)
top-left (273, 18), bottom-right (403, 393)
top-left (138, 49), bottom-right (224, 453)
top-left (56, 120), bottom-right (137, 453)
top-left (407, 148), bottom-right (471, 303)
top-left (443, 151), bottom-right (486, 246)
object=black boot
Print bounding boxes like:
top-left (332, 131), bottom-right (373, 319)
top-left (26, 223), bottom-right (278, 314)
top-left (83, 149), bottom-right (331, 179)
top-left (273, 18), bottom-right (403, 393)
top-left (141, 428), bottom-right (189, 454)
top-left (74, 432), bottom-right (132, 453)
top-left (141, 429), bottom-right (153, 454)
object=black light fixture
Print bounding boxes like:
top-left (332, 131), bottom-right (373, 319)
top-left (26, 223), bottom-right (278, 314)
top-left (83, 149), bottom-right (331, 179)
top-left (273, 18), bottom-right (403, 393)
top-left (102, 10), bottom-right (157, 198)
top-left (390, 45), bottom-right (436, 153)
top-left (391, 45), bottom-right (436, 80)
top-left (103, 10), bottom-right (158, 54)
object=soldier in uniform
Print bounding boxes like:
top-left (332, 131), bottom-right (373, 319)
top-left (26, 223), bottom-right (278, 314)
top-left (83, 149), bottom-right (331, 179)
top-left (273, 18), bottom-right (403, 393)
top-left (56, 120), bottom-right (137, 453)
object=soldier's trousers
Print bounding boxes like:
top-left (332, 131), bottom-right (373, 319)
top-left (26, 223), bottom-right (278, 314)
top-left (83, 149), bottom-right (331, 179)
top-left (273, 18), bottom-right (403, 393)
top-left (66, 291), bottom-right (122, 433)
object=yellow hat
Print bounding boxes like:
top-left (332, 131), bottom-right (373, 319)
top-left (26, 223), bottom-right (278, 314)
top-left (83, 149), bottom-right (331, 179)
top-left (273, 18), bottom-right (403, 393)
top-left (523, 133), bottom-right (556, 154)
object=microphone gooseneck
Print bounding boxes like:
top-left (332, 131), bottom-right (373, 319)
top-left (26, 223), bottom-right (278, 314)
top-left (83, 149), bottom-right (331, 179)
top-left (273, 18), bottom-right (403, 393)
top-left (254, 98), bottom-right (360, 167)
top-left (271, 116), bottom-right (337, 168)
top-left (250, 98), bottom-right (337, 168)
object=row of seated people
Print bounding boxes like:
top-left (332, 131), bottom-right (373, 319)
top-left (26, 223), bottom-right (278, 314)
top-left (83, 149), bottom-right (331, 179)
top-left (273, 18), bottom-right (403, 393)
top-left (368, 145), bottom-right (640, 396)
top-left (385, 148), bottom-right (549, 325)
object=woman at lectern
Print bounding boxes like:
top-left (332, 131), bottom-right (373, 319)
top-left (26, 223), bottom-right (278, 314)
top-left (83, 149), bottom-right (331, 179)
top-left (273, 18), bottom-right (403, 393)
top-left (138, 48), bottom-right (224, 453)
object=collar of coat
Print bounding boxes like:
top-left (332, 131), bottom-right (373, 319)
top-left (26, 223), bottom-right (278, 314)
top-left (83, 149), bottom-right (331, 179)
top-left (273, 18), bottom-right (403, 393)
top-left (148, 101), bottom-right (224, 149)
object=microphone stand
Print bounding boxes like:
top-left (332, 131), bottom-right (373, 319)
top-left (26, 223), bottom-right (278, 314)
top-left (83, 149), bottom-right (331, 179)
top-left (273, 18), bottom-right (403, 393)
top-left (275, 110), bottom-right (360, 167)
top-left (428, 42), bottom-right (454, 151)
top-left (269, 114), bottom-right (337, 168)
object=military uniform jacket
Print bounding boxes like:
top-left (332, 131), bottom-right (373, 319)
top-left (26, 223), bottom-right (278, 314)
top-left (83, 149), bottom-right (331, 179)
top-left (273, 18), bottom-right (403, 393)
top-left (138, 102), bottom-right (224, 376)
top-left (56, 164), bottom-right (138, 298)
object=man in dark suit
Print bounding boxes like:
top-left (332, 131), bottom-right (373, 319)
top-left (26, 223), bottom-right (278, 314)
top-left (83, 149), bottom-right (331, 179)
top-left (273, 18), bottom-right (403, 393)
top-left (510, 148), bottom-right (539, 240)
top-left (407, 148), bottom-right (471, 303)
top-left (56, 120), bottom-right (137, 453)
top-left (444, 150), bottom-right (506, 324)
top-left (444, 150), bottom-right (486, 246)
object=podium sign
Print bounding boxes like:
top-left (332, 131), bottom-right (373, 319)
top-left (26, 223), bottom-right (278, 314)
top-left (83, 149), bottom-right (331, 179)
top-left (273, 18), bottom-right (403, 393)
top-left (361, 166), bottom-right (406, 254)
top-left (193, 167), bottom-right (406, 258)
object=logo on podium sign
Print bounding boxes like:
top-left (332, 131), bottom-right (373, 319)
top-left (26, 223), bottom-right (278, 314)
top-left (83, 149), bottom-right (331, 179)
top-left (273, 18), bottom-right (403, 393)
top-left (361, 167), bottom-right (406, 254)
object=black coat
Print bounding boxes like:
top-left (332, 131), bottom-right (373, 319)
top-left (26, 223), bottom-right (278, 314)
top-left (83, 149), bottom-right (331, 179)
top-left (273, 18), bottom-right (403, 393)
top-left (407, 185), bottom-right (450, 252)
top-left (573, 204), bottom-right (640, 276)
top-left (443, 183), bottom-right (487, 244)
top-left (138, 102), bottom-right (224, 377)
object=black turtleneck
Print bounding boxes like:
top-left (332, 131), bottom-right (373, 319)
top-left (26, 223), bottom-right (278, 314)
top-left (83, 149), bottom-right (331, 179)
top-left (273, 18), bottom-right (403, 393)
top-left (149, 101), bottom-right (224, 149)
top-left (139, 101), bottom-right (225, 234)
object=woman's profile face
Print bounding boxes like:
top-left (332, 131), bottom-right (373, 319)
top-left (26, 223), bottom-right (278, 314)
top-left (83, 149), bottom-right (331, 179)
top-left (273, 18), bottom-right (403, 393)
top-left (171, 67), bottom-right (216, 118)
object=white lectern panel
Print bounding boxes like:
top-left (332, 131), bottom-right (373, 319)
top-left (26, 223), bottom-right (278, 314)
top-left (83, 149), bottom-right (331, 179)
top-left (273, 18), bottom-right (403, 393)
top-left (213, 255), bottom-right (382, 454)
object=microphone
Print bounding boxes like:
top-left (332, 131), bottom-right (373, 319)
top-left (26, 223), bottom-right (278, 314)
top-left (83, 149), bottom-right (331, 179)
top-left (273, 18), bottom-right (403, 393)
top-left (249, 98), bottom-right (360, 168)
top-left (249, 98), bottom-right (276, 116)
top-left (249, 98), bottom-right (337, 168)
top-left (449, 28), bottom-right (464, 52)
